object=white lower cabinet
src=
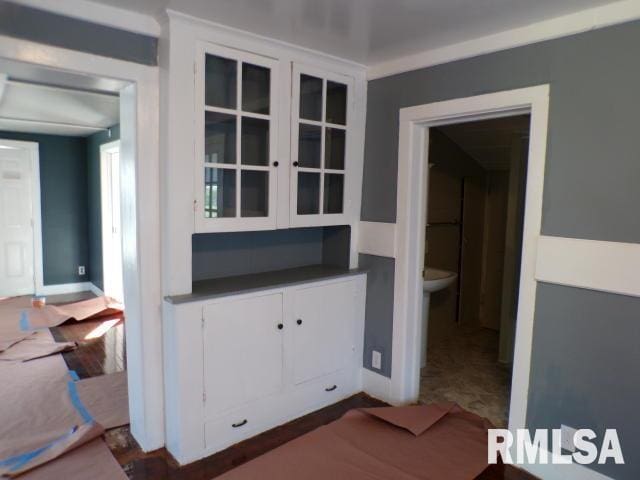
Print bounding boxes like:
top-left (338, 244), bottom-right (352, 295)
top-left (163, 273), bottom-right (366, 465)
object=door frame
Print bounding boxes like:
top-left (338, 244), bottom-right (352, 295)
top-left (100, 139), bottom-right (122, 300)
top-left (0, 138), bottom-right (42, 296)
top-left (392, 85), bottom-right (550, 434)
top-left (0, 34), bottom-right (163, 450)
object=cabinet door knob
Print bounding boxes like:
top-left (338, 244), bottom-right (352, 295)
top-left (273, 161), bottom-right (279, 167)
top-left (296, 319), bottom-right (302, 325)
top-left (293, 161), bottom-right (299, 167)
top-left (277, 323), bottom-right (284, 330)
top-left (325, 385), bottom-right (337, 392)
top-left (232, 419), bottom-right (248, 428)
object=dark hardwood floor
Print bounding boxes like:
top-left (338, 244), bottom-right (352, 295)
top-left (54, 309), bottom-right (538, 480)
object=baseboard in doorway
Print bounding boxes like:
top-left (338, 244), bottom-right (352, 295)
top-left (36, 282), bottom-right (94, 296)
top-left (88, 283), bottom-right (104, 297)
top-left (362, 368), bottom-right (394, 404)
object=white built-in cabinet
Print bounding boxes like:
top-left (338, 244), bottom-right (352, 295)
top-left (163, 274), bottom-right (366, 465)
top-left (193, 41), bottom-right (360, 233)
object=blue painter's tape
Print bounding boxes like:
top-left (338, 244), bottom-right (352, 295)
top-left (19, 311), bottom-right (29, 331)
top-left (0, 426), bottom-right (77, 472)
top-left (67, 380), bottom-right (93, 424)
top-left (68, 370), bottom-right (80, 382)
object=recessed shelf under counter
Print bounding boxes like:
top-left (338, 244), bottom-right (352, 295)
top-left (164, 265), bottom-right (366, 305)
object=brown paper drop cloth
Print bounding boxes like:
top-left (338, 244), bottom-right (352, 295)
top-left (20, 296), bottom-right (123, 330)
top-left (216, 403), bottom-right (492, 480)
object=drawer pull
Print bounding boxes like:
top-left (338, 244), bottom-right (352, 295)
top-left (325, 385), bottom-right (337, 392)
top-left (232, 419), bottom-right (248, 428)
top-left (277, 323), bottom-right (284, 330)
top-left (296, 319), bottom-right (302, 325)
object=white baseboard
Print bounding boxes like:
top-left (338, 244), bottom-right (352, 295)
top-left (362, 367), bottom-right (394, 404)
top-left (88, 283), bottom-right (104, 297)
top-left (35, 281), bottom-right (93, 296)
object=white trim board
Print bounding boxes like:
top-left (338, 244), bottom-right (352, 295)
top-left (358, 221), bottom-right (396, 258)
top-left (522, 448), bottom-right (614, 480)
top-left (536, 236), bottom-right (640, 298)
top-left (392, 86), bottom-right (550, 441)
top-left (368, 0), bottom-right (640, 80)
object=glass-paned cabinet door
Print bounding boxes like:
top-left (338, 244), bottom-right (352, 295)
top-left (291, 65), bottom-right (353, 226)
top-left (195, 43), bottom-right (279, 232)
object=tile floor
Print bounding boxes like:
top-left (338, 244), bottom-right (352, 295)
top-left (420, 325), bottom-right (512, 427)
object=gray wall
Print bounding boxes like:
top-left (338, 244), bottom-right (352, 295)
top-left (192, 226), bottom-right (351, 281)
top-left (0, 1), bottom-right (157, 66)
top-left (0, 131), bottom-right (88, 285)
top-left (86, 126), bottom-right (120, 291)
top-left (362, 20), bottom-right (640, 479)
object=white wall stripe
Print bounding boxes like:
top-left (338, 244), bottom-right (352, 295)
top-left (358, 221), bottom-right (396, 258)
top-left (535, 235), bottom-right (640, 298)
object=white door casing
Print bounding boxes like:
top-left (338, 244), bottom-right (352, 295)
top-left (101, 140), bottom-right (124, 302)
top-left (0, 139), bottom-right (40, 297)
top-left (393, 86), bottom-right (550, 441)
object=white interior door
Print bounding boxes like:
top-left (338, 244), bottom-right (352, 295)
top-left (101, 141), bottom-right (124, 303)
top-left (0, 140), bottom-right (37, 297)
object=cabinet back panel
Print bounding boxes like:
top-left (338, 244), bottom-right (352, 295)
top-left (192, 226), bottom-right (350, 281)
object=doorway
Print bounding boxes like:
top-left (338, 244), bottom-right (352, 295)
top-left (391, 86), bottom-right (550, 434)
top-left (419, 115), bottom-right (530, 427)
top-left (0, 139), bottom-right (39, 297)
top-left (100, 140), bottom-right (124, 303)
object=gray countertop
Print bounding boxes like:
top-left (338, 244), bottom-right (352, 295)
top-left (165, 265), bottom-right (366, 305)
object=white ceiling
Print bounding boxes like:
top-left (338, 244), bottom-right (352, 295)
top-left (94, 0), bottom-right (619, 65)
top-left (437, 115), bottom-right (531, 171)
top-left (0, 79), bottom-right (119, 137)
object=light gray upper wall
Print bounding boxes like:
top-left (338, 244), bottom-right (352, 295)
top-left (0, 1), bottom-right (158, 66)
top-left (529, 283), bottom-right (640, 479)
top-left (363, 20), bottom-right (640, 244)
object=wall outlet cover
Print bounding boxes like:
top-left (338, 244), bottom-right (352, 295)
top-left (372, 350), bottom-right (382, 370)
top-left (560, 424), bottom-right (577, 452)
top-left (78, 266), bottom-right (85, 275)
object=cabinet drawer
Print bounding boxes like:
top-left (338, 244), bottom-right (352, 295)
top-left (204, 395), bottom-right (280, 452)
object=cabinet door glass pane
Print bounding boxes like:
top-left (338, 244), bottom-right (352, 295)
top-left (204, 168), bottom-right (236, 218)
top-left (241, 170), bottom-right (269, 217)
top-left (326, 81), bottom-right (347, 125)
top-left (298, 124), bottom-right (321, 168)
top-left (242, 63), bottom-right (270, 114)
top-left (297, 172), bottom-right (320, 215)
top-left (324, 174), bottom-right (344, 214)
top-left (324, 128), bottom-right (345, 170)
top-left (241, 117), bottom-right (269, 166)
top-left (205, 112), bottom-right (236, 164)
top-left (299, 75), bottom-right (322, 121)
top-left (205, 55), bottom-right (236, 109)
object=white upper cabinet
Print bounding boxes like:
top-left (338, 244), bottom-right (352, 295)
top-left (189, 39), bottom-right (364, 233)
top-left (290, 64), bottom-right (354, 227)
top-left (195, 43), bottom-right (280, 232)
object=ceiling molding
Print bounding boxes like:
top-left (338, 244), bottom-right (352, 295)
top-left (368, 0), bottom-right (640, 80)
top-left (12, 0), bottom-right (161, 37)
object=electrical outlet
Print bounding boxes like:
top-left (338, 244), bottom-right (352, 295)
top-left (560, 424), bottom-right (577, 452)
top-left (372, 350), bottom-right (382, 370)
top-left (78, 266), bottom-right (85, 276)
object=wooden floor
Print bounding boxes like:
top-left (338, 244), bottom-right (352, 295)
top-left (54, 306), bottom-right (538, 480)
